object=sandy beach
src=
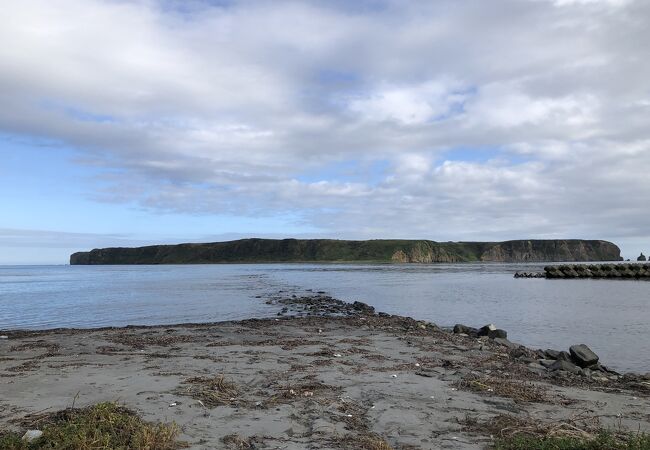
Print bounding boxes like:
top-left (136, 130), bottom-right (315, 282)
top-left (1, 295), bottom-right (649, 449)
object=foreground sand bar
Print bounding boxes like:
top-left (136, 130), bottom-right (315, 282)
top-left (1, 300), bottom-right (649, 449)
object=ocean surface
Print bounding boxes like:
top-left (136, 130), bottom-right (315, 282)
top-left (1, 263), bottom-right (649, 373)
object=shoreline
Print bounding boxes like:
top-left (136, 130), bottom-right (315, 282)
top-left (2, 295), bottom-right (649, 449)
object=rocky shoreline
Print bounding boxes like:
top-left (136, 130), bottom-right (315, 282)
top-left (2, 294), bottom-right (649, 449)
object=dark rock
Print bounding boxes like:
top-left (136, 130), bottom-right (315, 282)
top-left (556, 351), bottom-right (572, 362)
top-left (569, 344), bottom-right (599, 368)
top-left (453, 324), bottom-right (478, 336)
top-left (638, 253), bottom-right (647, 262)
top-left (477, 324), bottom-right (497, 337)
top-left (415, 370), bottom-right (435, 378)
top-left (488, 329), bottom-right (507, 339)
top-left (587, 362), bottom-right (605, 372)
top-left (549, 359), bottom-right (582, 375)
top-left (351, 301), bottom-right (375, 314)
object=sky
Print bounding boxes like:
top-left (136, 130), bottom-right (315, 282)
top-left (1, 0), bottom-right (649, 264)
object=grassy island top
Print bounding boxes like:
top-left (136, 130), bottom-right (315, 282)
top-left (70, 238), bottom-right (622, 265)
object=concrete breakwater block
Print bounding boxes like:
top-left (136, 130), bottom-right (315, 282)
top-left (544, 263), bottom-right (650, 279)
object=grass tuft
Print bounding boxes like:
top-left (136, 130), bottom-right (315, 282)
top-left (494, 431), bottom-right (650, 450)
top-left (0, 402), bottom-right (185, 449)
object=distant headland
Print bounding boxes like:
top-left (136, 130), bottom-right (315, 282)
top-left (69, 238), bottom-right (622, 265)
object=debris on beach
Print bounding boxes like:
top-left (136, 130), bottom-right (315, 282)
top-left (22, 429), bottom-right (43, 442)
top-left (177, 375), bottom-right (239, 407)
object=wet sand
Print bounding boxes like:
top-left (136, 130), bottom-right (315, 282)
top-left (1, 296), bottom-right (649, 449)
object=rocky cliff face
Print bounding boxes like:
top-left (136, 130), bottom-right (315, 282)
top-left (390, 242), bottom-right (465, 263)
top-left (70, 239), bottom-right (621, 265)
top-left (479, 240), bottom-right (622, 263)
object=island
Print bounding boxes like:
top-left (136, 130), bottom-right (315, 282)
top-left (70, 238), bottom-right (622, 265)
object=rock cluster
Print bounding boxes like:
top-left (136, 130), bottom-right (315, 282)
top-left (527, 344), bottom-right (619, 379)
top-left (453, 323), bottom-right (508, 339)
top-left (545, 263), bottom-right (650, 279)
top-left (453, 324), bottom-right (619, 380)
top-left (638, 253), bottom-right (647, 262)
top-left (268, 294), bottom-right (377, 317)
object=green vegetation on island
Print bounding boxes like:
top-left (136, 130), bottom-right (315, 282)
top-left (70, 238), bottom-right (622, 265)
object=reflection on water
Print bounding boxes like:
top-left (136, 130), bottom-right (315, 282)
top-left (1, 263), bottom-right (648, 372)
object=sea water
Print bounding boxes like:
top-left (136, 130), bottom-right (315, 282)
top-left (1, 263), bottom-right (648, 372)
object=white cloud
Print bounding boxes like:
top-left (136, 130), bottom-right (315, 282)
top-left (348, 79), bottom-right (468, 125)
top-left (1, 0), bottom-right (649, 251)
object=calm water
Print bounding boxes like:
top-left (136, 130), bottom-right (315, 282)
top-left (1, 263), bottom-right (649, 373)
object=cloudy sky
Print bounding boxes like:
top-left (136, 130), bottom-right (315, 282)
top-left (1, 0), bottom-right (649, 263)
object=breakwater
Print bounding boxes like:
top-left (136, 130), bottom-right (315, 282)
top-left (544, 263), bottom-right (650, 279)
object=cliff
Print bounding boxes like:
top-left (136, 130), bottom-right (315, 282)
top-left (70, 239), bottom-right (622, 265)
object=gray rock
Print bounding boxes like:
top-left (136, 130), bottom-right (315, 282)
top-left (539, 359), bottom-right (556, 368)
top-left (556, 351), bottom-right (572, 362)
top-left (22, 430), bottom-right (43, 442)
top-left (599, 364), bottom-right (620, 375)
top-left (544, 349), bottom-right (561, 359)
top-left (569, 344), bottom-right (599, 368)
top-left (493, 337), bottom-right (518, 349)
top-left (549, 359), bottom-right (582, 375)
top-left (527, 362), bottom-right (547, 375)
top-left (518, 357), bottom-right (536, 364)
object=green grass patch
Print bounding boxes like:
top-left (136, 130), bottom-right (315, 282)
top-left (0, 402), bottom-right (185, 449)
top-left (494, 431), bottom-right (650, 450)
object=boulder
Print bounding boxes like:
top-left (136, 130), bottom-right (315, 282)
top-left (556, 351), bottom-right (572, 362)
top-left (527, 362), bottom-right (547, 376)
top-left (544, 349), bottom-right (561, 360)
top-left (569, 344), bottom-right (599, 368)
top-left (453, 324), bottom-right (478, 336)
top-left (488, 329), bottom-right (507, 339)
top-left (477, 324), bottom-right (497, 337)
top-left (638, 253), bottom-right (647, 262)
top-left (549, 359), bottom-right (582, 375)
top-left (539, 359), bottom-right (556, 368)
top-left (493, 337), bottom-right (518, 349)
top-left (351, 301), bottom-right (375, 314)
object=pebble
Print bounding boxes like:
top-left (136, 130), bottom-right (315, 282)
top-left (333, 353), bottom-right (342, 357)
top-left (391, 374), bottom-right (398, 378)
top-left (415, 363), bottom-right (420, 367)
top-left (0, 335), bottom-right (8, 339)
